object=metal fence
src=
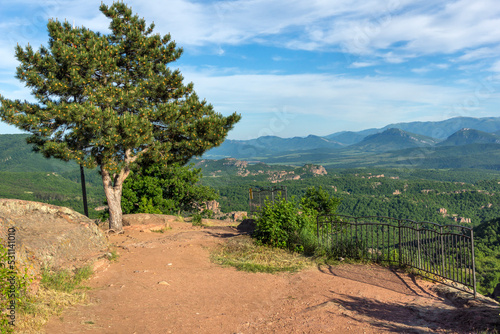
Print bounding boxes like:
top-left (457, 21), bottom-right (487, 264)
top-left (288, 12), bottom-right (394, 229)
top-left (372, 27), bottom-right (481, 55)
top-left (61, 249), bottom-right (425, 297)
top-left (249, 186), bottom-right (287, 215)
top-left (317, 215), bottom-right (476, 296)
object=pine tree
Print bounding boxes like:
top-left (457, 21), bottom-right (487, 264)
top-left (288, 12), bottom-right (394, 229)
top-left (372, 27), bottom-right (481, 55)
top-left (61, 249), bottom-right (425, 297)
top-left (0, 3), bottom-right (240, 232)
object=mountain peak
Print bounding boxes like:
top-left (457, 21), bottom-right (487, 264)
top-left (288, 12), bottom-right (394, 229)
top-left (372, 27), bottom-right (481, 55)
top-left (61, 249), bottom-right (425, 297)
top-left (352, 128), bottom-right (438, 152)
top-left (438, 128), bottom-right (500, 147)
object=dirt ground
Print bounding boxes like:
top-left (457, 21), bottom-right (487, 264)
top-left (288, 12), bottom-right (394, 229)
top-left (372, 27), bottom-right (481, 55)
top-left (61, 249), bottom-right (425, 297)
top-left (43, 216), bottom-right (499, 334)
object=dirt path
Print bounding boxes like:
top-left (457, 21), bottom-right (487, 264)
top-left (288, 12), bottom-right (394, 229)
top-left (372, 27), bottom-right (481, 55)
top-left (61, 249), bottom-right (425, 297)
top-left (44, 218), bottom-right (498, 334)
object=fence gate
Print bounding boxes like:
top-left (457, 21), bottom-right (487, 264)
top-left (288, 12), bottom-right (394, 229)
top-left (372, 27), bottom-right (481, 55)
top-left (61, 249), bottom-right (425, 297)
top-left (249, 186), bottom-right (287, 216)
top-left (317, 215), bottom-right (476, 297)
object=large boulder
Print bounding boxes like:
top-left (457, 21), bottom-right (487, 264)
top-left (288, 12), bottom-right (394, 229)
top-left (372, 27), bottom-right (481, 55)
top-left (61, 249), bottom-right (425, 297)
top-left (0, 199), bottom-right (109, 279)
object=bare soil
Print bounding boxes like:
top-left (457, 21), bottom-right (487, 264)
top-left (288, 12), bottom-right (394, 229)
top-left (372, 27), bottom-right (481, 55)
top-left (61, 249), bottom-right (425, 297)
top-left (43, 216), bottom-right (499, 334)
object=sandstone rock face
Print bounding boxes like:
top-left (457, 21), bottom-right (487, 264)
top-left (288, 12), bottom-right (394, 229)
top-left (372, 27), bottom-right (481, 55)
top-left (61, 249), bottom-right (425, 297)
top-left (0, 199), bottom-right (108, 278)
top-left (122, 213), bottom-right (174, 232)
top-left (307, 164), bottom-right (327, 176)
top-left (229, 211), bottom-right (248, 221)
top-left (205, 200), bottom-right (221, 215)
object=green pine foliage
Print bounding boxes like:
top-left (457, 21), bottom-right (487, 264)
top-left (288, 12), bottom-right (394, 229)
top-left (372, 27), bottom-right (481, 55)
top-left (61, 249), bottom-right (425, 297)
top-left (0, 3), bottom-right (240, 231)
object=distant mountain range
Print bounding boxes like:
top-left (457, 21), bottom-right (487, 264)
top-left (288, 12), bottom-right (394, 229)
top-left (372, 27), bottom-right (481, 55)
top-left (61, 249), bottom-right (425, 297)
top-left (204, 116), bottom-right (500, 159)
top-left (437, 128), bottom-right (500, 147)
top-left (325, 116), bottom-right (500, 143)
top-left (1, 116), bottom-right (500, 172)
top-left (200, 116), bottom-right (500, 169)
top-left (350, 128), bottom-right (440, 152)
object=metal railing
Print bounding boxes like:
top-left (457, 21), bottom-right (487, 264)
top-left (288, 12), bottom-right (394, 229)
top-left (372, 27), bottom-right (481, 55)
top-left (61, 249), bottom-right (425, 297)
top-left (249, 186), bottom-right (287, 215)
top-left (317, 215), bottom-right (476, 296)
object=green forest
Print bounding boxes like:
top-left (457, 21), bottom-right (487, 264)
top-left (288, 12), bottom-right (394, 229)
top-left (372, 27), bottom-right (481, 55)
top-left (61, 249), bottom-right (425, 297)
top-left (198, 164), bottom-right (500, 227)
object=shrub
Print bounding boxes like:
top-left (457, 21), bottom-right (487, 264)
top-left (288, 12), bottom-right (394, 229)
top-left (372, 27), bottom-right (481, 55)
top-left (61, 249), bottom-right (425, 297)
top-left (201, 209), bottom-right (214, 219)
top-left (474, 217), bottom-right (500, 296)
top-left (121, 162), bottom-right (218, 215)
top-left (191, 214), bottom-right (203, 226)
top-left (253, 195), bottom-right (315, 252)
top-left (300, 186), bottom-right (340, 217)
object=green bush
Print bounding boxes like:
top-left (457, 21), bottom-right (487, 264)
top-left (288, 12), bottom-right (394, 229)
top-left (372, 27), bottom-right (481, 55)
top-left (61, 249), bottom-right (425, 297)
top-left (201, 209), bottom-right (214, 219)
top-left (121, 160), bottom-right (218, 215)
top-left (191, 214), bottom-right (203, 226)
top-left (301, 186), bottom-right (341, 217)
top-left (253, 195), bottom-right (315, 252)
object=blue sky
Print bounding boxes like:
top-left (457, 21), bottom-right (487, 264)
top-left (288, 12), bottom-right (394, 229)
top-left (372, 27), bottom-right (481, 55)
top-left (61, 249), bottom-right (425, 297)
top-left (1, 0), bottom-right (499, 140)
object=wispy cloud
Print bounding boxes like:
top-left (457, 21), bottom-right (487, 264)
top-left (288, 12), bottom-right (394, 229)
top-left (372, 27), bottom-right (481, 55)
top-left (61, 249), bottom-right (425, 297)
top-left (411, 63), bottom-right (450, 74)
top-left (180, 68), bottom-right (474, 138)
top-left (349, 61), bottom-right (377, 68)
top-left (27, 0), bottom-right (500, 67)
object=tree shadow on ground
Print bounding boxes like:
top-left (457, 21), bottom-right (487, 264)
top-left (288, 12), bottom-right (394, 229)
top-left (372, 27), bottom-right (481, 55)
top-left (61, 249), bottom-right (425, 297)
top-left (316, 263), bottom-right (500, 333)
top-left (319, 263), bottom-right (436, 298)
top-left (314, 293), bottom-right (499, 334)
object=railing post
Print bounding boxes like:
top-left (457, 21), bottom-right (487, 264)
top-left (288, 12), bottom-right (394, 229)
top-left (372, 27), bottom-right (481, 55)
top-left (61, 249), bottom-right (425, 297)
top-left (398, 219), bottom-right (402, 267)
top-left (440, 225), bottom-right (445, 278)
top-left (417, 222), bottom-right (422, 270)
top-left (471, 228), bottom-right (477, 298)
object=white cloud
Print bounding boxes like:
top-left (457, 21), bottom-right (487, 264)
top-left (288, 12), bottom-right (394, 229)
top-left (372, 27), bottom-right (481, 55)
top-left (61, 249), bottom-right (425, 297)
top-left (411, 63), bottom-right (450, 74)
top-left (457, 47), bottom-right (500, 62)
top-left (179, 68), bottom-right (475, 135)
top-left (349, 61), bottom-right (377, 68)
top-left (22, 0), bottom-right (500, 65)
top-left (490, 60), bottom-right (500, 73)
top-left (2, 0), bottom-right (500, 138)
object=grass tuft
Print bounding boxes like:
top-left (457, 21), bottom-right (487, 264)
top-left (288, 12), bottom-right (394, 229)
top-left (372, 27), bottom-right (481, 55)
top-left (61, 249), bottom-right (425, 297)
top-left (14, 265), bottom-right (94, 333)
top-left (191, 214), bottom-right (204, 226)
top-left (16, 288), bottom-right (88, 333)
top-left (211, 235), bottom-right (312, 273)
top-left (150, 224), bottom-right (171, 233)
top-left (40, 265), bottom-right (93, 293)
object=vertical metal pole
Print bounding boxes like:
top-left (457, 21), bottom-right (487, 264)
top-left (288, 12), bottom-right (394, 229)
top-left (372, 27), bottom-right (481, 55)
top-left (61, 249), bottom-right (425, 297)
top-left (417, 223), bottom-right (422, 270)
top-left (398, 220), bottom-right (402, 267)
top-left (440, 226), bottom-right (445, 277)
top-left (471, 228), bottom-right (476, 298)
top-left (80, 164), bottom-right (89, 217)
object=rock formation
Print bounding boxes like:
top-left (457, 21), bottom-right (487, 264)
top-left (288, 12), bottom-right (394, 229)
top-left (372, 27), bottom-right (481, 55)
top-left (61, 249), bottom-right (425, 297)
top-left (0, 199), bottom-right (108, 281)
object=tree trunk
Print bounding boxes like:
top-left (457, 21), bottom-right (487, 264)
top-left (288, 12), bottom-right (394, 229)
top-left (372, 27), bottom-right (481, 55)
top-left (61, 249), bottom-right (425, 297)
top-left (101, 168), bottom-right (128, 232)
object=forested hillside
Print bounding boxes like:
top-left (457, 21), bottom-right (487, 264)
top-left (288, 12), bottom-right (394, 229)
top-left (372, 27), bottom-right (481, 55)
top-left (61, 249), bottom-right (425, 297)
top-left (0, 134), bottom-right (78, 172)
top-left (197, 159), bottom-right (500, 227)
